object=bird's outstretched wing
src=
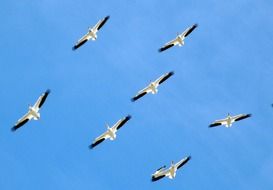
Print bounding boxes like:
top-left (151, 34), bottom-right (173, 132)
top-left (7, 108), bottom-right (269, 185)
top-left (33, 89), bottom-right (50, 111)
top-left (113, 115), bottom-right (131, 131)
top-left (151, 174), bottom-right (166, 182)
top-left (89, 132), bottom-right (108, 149)
top-left (131, 91), bottom-right (147, 102)
top-left (233, 114), bottom-right (251, 122)
top-left (11, 112), bottom-right (33, 132)
top-left (93, 16), bottom-right (110, 32)
top-left (131, 84), bottom-right (152, 102)
top-left (183, 24), bottom-right (198, 38)
top-left (209, 118), bottom-right (227, 128)
top-left (72, 38), bottom-right (88, 50)
top-left (154, 71), bottom-right (174, 86)
top-left (158, 43), bottom-right (175, 52)
top-left (209, 122), bottom-right (222, 128)
top-left (176, 156), bottom-right (191, 170)
top-left (158, 38), bottom-right (179, 52)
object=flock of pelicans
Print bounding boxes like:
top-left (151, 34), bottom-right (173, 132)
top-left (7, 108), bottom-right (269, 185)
top-left (12, 15), bottom-right (253, 182)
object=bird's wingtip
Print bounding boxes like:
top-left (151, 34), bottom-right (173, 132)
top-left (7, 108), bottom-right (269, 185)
top-left (11, 126), bottom-right (16, 132)
top-left (46, 89), bottom-right (51, 94)
top-left (127, 115), bottom-right (132, 119)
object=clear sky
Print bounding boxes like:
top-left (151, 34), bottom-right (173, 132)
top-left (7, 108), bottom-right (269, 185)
top-left (1, 0), bottom-right (273, 189)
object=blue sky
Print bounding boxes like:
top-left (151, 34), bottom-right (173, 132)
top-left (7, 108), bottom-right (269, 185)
top-left (1, 0), bottom-right (273, 189)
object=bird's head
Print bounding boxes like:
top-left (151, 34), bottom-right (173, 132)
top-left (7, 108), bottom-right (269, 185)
top-left (106, 123), bottom-right (110, 129)
top-left (28, 104), bottom-right (32, 110)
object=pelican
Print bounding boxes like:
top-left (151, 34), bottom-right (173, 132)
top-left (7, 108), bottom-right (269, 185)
top-left (209, 113), bottom-right (252, 128)
top-left (89, 115), bottom-right (131, 149)
top-left (158, 24), bottom-right (198, 52)
top-left (131, 71), bottom-right (174, 102)
top-left (151, 156), bottom-right (191, 182)
top-left (11, 89), bottom-right (50, 132)
top-left (72, 15), bottom-right (110, 50)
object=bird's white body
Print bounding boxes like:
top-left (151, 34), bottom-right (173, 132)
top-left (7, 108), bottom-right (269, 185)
top-left (176, 35), bottom-right (185, 47)
top-left (107, 125), bottom-right (117, 140)
top-left (168, 163), bottom-right (177, 179)
top-left (225, 115), bottom-right (233, 127)
top-left (88, 28), bottom-right (98, 40)
top-left (149, 82), bottom-right (159, 94)
top-left (28, 106), bottom-right (40, 120)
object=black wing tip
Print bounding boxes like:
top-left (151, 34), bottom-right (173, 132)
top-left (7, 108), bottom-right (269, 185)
top-left (235, 113), bottom-right (252, 122)
top-left (246, 113), bottom-right (252, 117)
top-left (151, 175), bottom-right (165, 182)
top-left (209, 123), bottom-right (221, 128)
top-left (72, 46), bottom-right (77, 51)
top-left (105, 15), bottom-right (110, 20)
top-left (131, 92), bottom-right (147, 102)
top-left (126, 115), bottom-right (132, 120)
top-left (89, 144), bottom-right (94, 149)
top-left (45, 89), bottom-right (51, 94)
top-left (158, 48), bottom-right (164, 52)
top-left (156, 165), bottom-right (166, 171)
top-left (158, 44), bottom-right (174, 53)
top-left (186, 155), bottom-right (192, 161)
top-left (151, 177), bottom-right (157, 182)
top-left (11, 126), bottom-right (17, 132)
top-left (169, 71), bottom-right (174, 76)
top-left (243, 113), bottom-right (252, 119)
top-left (193, 23), bottom-right (198, 28)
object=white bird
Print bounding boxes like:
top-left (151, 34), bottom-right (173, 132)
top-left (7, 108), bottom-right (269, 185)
top-left (131, 71), bottom-right (174, 102)
top-left (209, 113), bottom-right (252, 128)
top-left (12, 89), bottom-right (50, 132)
top-left (158, 24), bottom-right (198, 52)
top-left (89, 115), bottom-right (131, 149)
top-left (72, 15), bottom-right (110, 50)
top-left (151, 156), bottom-right (191, 182)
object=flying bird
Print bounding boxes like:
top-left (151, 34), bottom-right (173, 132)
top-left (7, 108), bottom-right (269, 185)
top-left (72, 15), bottom-right (110, 50)
top-left (89, 115), bottom-right (131, 149)
top-left (158, 24), bottom-right (198, 52)
top-left (131, 71), bottom-right (174, 102)
top-left (209, 113), bottom-right (251, 128)
top-left (12, 89), bottom-right (50, 132)
top-left (151, 156), bottom-right (191, 182)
